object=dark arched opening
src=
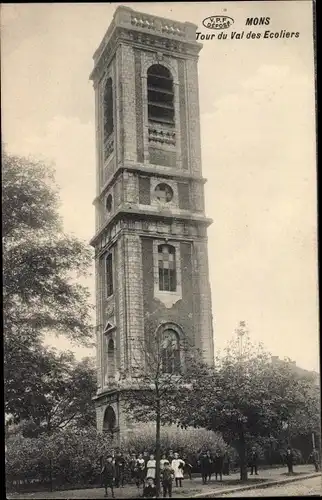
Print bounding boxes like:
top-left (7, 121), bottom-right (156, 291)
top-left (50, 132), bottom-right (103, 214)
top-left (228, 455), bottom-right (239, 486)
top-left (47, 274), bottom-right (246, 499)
top-left (103, 405), bottom-right (117, 435)
top-left (147, 64), bottom-right (174, 125)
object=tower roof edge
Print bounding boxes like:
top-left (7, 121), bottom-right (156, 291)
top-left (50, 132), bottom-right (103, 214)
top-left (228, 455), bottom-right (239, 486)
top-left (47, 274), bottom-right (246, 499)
top-left (91, 5), bottom-right (200, 69)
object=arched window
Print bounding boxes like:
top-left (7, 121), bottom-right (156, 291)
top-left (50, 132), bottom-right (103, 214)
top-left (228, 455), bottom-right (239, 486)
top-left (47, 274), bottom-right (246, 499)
top-left (158, 244), bottom-right (176, 291)
top-left (147, 65), bottom-right (174, 125)
top-left (161, 329), bottom-right (180, 374)
top-left (103, 405), bottom-right (116, 433)
top-left (106, 194), bottom-right (113, 213)
top-left (105, 254), bottom-right (113, 297)
top-left (107, 339), bottom-right (115, 379)
top-left (104, 78), bottom-right (114, 141)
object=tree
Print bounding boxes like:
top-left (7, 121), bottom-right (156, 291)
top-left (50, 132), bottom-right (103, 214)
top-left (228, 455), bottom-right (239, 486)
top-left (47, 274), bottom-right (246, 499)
top-left (122, 333), bottom-right (205, 495)
top-left (3, 150), bottom-right (94, 343)
top-left (170, 334), bottom-right (320, 481)
top-left (3, 150), bottom-right (94, 420)
top-left (5, 349), bottom-right (97, 436)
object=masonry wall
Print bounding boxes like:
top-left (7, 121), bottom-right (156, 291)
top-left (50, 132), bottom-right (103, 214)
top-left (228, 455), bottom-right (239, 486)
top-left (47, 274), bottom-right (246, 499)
top-left (141, 237), bottom-right (199, 348)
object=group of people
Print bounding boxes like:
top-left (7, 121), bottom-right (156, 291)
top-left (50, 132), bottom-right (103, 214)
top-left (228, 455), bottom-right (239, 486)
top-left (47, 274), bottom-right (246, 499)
top-left (100, 446), bottom-right (320, 498)
top-left (198, 449), bottom-right (231, 484)
top-left (100, 449), bottom-right (191, 498)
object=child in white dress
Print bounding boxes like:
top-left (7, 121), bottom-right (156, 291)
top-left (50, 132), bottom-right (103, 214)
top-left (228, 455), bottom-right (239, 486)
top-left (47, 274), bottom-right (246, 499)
top-left (171, 452), bottom-right (185, 487)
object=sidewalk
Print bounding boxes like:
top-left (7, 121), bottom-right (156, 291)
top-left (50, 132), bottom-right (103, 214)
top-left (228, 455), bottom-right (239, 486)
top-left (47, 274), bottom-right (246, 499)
top-left (7, 465), bottom-right (320, 499)
top-left (191, 465), bottom-right (321, 498)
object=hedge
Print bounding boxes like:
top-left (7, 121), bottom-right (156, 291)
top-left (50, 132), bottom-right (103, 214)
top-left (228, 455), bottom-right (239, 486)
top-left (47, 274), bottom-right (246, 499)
top-left (5, 424), bottom-right (229, 491)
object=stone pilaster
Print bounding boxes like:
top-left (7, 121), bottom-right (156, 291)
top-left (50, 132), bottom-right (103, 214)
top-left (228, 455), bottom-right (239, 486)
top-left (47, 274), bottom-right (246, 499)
top-left (121, 44), bottom-right (137, 163)
top-left (193, 240), bottom-right (214, 365)
top-left (185, 58), bottom-right (202, 176)
top-left (124, 234), bottom-right (145, 373)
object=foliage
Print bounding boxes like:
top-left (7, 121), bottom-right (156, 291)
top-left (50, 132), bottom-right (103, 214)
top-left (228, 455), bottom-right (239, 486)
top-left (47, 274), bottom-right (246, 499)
top-left (5, 428), bottom-right (113, 490)
top-left (122, 334), bottom-right (210, 428)
top-left (169, 333), bottom-right (320, 480)
top-left (5, 350), bottom-right (97, 435)
top-left (3, 150), bottom-right (94, 344)
top-left (122, 333), bottom-right (206, 493)
top-left (120, 422), bottom-right (227, 459)
top-left (5, 425), bottom-right (231, 492)
top-left (3, 150), bottom-right (95, 423)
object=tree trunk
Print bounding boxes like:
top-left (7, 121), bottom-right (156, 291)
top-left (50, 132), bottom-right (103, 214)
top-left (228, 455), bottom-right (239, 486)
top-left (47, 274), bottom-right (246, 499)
top-left (239, 429), bottom-right (248, 481)
top-left (155, 398), bottom-right (161, 497)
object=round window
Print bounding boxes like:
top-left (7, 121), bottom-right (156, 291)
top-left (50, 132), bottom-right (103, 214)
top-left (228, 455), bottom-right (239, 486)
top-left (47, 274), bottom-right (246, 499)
top-left (106, 194), bottom-right (112, 212)
top-left (155, 183), bottom-right (173, 203)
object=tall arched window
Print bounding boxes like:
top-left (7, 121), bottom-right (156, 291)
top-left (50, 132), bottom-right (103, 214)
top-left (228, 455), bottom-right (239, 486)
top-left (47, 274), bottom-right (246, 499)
top-left (147, 65), bottom-right (174, 125)
top-left (105, 253), bottom-right (113, 298)
top-left (161, 329), bottom-right (180, 374)
top-left (107, 339), bottom-right (115, 379)
top-left (104, 78), bottom-right (114, 141)
top-left (158, 244), bottom-right (176, 292)
top-left (103, 405), bottom-right (116, 433)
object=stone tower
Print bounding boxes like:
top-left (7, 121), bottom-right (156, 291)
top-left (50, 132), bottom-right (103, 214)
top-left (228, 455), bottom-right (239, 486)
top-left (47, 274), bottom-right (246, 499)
top-left (90, 5), bottom-right (214, 439)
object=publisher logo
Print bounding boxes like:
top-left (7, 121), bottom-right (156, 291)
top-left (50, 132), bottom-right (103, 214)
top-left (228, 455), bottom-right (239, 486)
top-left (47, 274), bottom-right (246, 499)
top-left (202, 15), bottom-right (234, 30)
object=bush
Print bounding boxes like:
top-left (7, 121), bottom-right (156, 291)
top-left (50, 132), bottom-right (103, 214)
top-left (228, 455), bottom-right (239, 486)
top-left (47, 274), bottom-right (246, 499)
top-left (120, 423), bottom-right (227, 464)
top-left (6, 427), bottom-right (113, 491)
top-left (6, 424), bottom-right (238, 491)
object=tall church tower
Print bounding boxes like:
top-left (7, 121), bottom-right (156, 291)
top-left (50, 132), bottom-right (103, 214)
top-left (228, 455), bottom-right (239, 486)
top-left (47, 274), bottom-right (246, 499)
top-left (90, 5), bottom-right (214, 438)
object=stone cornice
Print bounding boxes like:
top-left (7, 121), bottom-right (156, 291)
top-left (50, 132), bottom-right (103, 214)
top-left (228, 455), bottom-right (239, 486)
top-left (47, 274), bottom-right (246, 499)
top-left (90, 18), bottom-right (201, 83)
top-left (90, 208), bottom-right (212, 247)
top-left (95, 229), bottom-right (208, 261)
top-left (93, 6), bottom-right (200, 60)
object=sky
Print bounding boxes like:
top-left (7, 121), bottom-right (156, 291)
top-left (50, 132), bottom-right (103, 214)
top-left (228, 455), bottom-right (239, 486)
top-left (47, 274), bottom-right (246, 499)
top-left (1, 1), bottom-right (319, 372)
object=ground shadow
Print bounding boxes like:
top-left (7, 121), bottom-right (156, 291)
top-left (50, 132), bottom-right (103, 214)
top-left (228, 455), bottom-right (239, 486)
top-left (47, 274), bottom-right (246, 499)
top-left (205, 478), bottom-right (269, 487)
top-left (280, 471), bottom-right (308, 477)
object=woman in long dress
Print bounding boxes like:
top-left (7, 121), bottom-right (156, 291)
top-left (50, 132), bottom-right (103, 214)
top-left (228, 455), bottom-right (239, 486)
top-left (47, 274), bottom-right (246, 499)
top-left (146, 454), bottom-right (156, 481)
top-left (171, 452), bottom-right (185, 487)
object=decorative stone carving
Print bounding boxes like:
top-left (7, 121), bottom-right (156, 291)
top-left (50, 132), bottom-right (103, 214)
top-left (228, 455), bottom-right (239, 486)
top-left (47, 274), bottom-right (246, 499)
top-left (161, 21), bottom-right (185, 37)
top-left (104, 135), bottom-right (114, 160)
top-left (100, 393), bottom-right (119, 405)
top-left (105, 303), bottom-right (114, 318)
top-left (148, 127), bottom-right (176, 146)
top-left (131, 14), bottom-right (157, 31)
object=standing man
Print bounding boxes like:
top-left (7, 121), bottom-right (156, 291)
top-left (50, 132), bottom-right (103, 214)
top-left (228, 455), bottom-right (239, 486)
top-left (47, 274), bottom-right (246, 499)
top-left (213, 449), bottom-right (224, 481)
top-left (101, 454), bottom-right (115, 498)
top-left (115, 450), bottom-right (126, 488)
top-left (205, 450), bottom-right (213, 483)
top-left (223, 450), bottom-right (230, 476)
top-left (309, 448), bottom-right (320, 472)
top-left (285, 446), bottom-right (294, 474)
top-left (249, 446), bottom-right (259, 476)
top-left (198, 450), bottom-right (209, 485)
